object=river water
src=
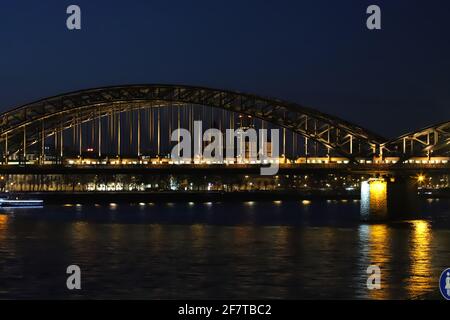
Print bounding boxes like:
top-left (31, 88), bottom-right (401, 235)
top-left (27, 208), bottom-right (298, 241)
top-left (0, 199), bottom-right (449, 299)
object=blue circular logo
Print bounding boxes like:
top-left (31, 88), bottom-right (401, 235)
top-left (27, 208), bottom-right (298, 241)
top-left (439, 268), bottom-right (450, 300)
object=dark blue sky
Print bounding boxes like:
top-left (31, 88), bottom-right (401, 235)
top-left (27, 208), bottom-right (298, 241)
top-left (0, 0), bottom-right (449, 137)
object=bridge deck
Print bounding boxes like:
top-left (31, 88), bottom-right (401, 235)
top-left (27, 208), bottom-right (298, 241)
top-left (0, 163), bottom-right (448, 175)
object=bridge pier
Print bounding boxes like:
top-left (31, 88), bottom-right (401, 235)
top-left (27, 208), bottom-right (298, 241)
top-left (361, 176), bottom-right (420, 221)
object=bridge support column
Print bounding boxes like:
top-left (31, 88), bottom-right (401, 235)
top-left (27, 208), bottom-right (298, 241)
top-left (386, 176), bottom-right (420, 216)
top-left (361, 176), bottom-right (420, 221)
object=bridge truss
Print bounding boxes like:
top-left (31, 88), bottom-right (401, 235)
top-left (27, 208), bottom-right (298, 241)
top-left (382, 121), bottom-right (450, 161)
top-left (0, 85), bottom-right (447, 164)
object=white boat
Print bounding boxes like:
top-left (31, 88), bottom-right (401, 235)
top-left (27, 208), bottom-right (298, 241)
top-left (0, 198), bottom-right (44, 207)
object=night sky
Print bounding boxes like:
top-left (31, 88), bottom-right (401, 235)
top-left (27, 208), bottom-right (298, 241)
top-left (0, 0), bottom-right (449, 138)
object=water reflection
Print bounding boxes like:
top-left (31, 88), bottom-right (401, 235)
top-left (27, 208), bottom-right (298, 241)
top-left (368, 224), bottom-right (391, 299)
top-left (0, 201), bottom-right (448, 299)
top-left (70, 221), bottom-right (90, 241)
top-left (148, 224), bottom-right (163, 253)
top-left (0, 213), bottom-right (9, 241)
top-left (190, 224), bottom-right (206, 248)
top-left (358, 224), bottom-right (391, 299)
top-left (406, 220), bottom-right (432, 298)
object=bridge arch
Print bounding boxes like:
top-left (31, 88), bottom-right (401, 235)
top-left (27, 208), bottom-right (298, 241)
top-left (382, 120), bottom-right (450, 161)
top-left (0, 84), bottom-right (386, 160)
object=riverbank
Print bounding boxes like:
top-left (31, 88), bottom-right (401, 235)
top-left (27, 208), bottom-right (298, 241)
top-left (11, 190), bottom-right (360, 204)
top-left (7, 187), bottom-right (450, 205)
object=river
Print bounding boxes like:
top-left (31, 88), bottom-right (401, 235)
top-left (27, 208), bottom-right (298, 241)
top-left (0, 199), bottom-right (449, 299)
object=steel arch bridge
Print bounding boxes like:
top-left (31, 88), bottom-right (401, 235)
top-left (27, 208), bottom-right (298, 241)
top-left (381, 121), bottom-right (450, 161)
top-left (0, 84), bottom-right (448, 163)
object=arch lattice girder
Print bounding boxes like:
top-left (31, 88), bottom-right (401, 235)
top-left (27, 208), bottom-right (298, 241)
top-left (382, 121), bottom-right (450, 160)
top-left (0, 85), bottom-right (386, 159)
top-left (3, 101), bottom-right (168, 156)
